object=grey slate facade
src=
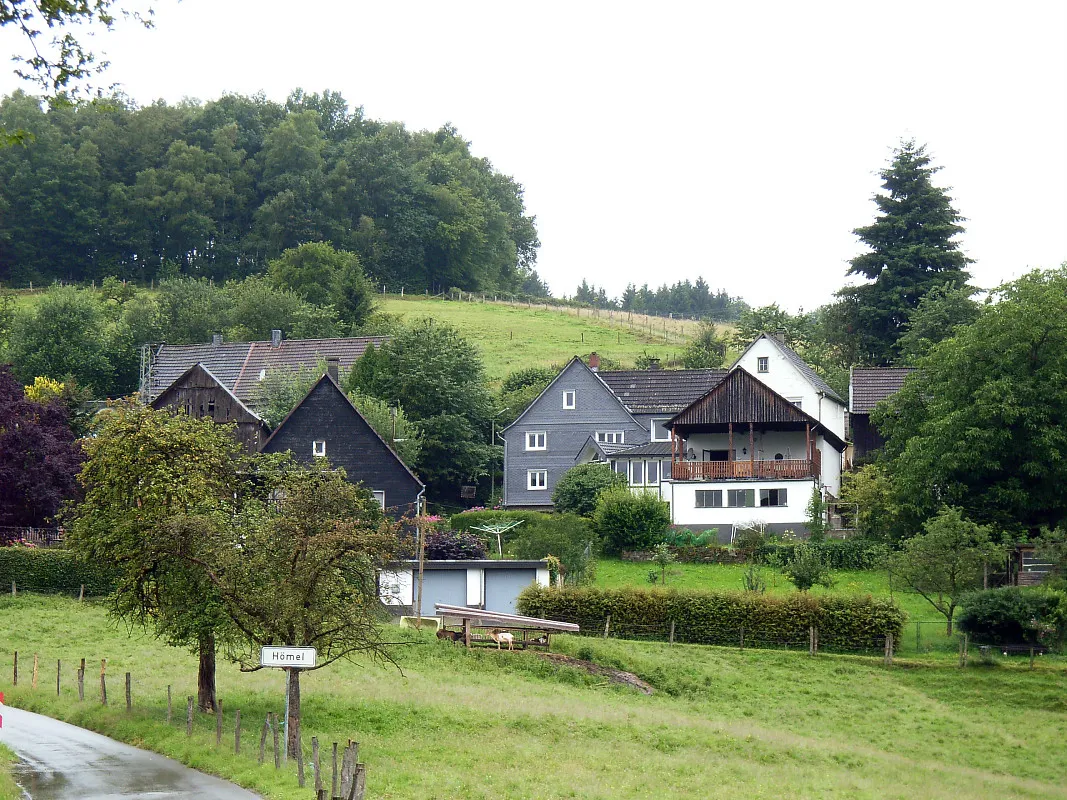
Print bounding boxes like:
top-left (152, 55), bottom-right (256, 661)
top-left (261, 374), bottom-right (424, 519)
top-left (502, 359), bottom-right (645, 508)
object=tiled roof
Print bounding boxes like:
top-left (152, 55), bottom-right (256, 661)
top-left (148, 336), bottom-right (388, 405)
top-left (598, 369), bottom-right (727, 414)
top-left (850, 367), bottom-right (915, 414)
top-left (757, 334), bottom-right (845, 403)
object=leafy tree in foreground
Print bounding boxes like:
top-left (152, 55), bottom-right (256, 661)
top-left (552, 463), bottom-right (626, 518)
top-left (895, 282), bottom-right (980, 365)
top-left (888, 507), bottom-right (1002, 635)
top-left (778, 542), bottom-right (834, 592)
top-left (877, 266), bottom-right (1067, 535)
top-left (681, 321), bottom-right (728, 369)
top-left (831, 140), bottom-right (972, 365)
top-left (193, 465), bottom-right (400, 759)
top-left (0, 365), bottom-right (82, 528)
top-left (593, 485), bottom-right (671, 555)
top-left (67, 401), bottom-right (242, 711)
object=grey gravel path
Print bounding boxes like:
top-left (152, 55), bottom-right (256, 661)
top-left (0, 704), bottom-right (262, 799)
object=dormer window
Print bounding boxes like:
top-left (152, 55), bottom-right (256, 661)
top-left (757, 357), bottom-right (769, 373)
top-left (313, 440), bottom-right (327, 457)
top-left (258, 369), bottom-right (267, 381)
top-left (562, 390), bottom-right (576, 409)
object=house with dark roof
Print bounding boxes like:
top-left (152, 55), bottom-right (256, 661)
top-left (502, 335), bottom-right (847, 539)
top-left (260, 369), bottom-right (424, 519)
top-left (849, 367), bottom-right (915, 460)
top-left (149, 363), bottom-right (270, 453)
top-left (144, 330), bottom-right (388, 408)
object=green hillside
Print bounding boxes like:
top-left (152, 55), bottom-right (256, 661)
top-left (3, 594), bottom-right (1065, 800)
top-left (381, 295), bottom-right (712, 383)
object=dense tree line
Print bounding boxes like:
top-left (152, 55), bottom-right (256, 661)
top-left (572, 277), bottom-right (747, 321)
top-left (0, 89), bottom-right (541, 293)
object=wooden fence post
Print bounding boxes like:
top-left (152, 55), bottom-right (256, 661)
top-left (740, 626), bottom-right (745, 652)
top-left (808, 627), bottom-right (815, 656)
top-left (258, 715), bottom-right (269, 764)
top-left (669, 620), bottom-right (675, 646)
top-left (79, 584), bottom-right (85, 602)
top-left (32, 653), bottom-right (38, 689)
top-left (167, 685), bottom-right (172, 723)
top-left (125, 672), bottom-right (131, 711)
top-left (1030, 647), bottom-right (1036, 671)
top-left (216, 700), bottom-right (223, 746)
top-left (77, 666), bottom-right (84, 701)
top-left (884, 634), bottom-right (894, 666)
top-left (272, 712), bottom-right (281, 769)
top-left (603, 614), bottom-right (611, 639)
top-left (186, 697), bottom-right (194, 735)
top-left (10, 581), bottom-right (15, 597)
top-left (312, 736), bottom-right (322, 795)
top-left (332, 742), bottom-right (339, 799)
top-left (915, 621), bottom-right (921, 652)
top-left (100, 660), bottom-right (107, 705)
top-left (353, 763), bottom-right (367, 800)
top-left (296, 735), bottom-right (305, 787)
top-left (56, 660), bottom-right (61, 696)
top-left (12, 651), bottom-right (16, 686)
top-left (234, 709), bottom-right (241, 754)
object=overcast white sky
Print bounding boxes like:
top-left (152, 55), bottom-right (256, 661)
top-left (2, 1), bottom-right (1064, 310)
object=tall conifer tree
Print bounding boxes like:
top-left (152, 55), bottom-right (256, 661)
top-left (835, 141), bottom-right (971, 365)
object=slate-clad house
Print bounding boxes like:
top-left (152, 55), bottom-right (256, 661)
top-left (145, 330), bottom-right (387, 406)
top-left (503, 334), bottom-right (848, 539)
top-left (149, 363), bottom-right (270, 453)
top-left (259, 369), bottom-right (424, 519)
top-left (849, 367), bottom-right (914, 461)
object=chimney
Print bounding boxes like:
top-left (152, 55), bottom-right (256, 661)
top-left (212, 333), bottom-right (223, 346)
top-left (647, 356), bottom-right (661, 371)
top-left (326, 357), bottom-right (340, 383)
top-left (589, 352), bottom-right (600, 372)
top-left (270, 329), bottom-right (282, 348)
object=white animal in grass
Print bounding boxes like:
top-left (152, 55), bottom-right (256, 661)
top-left (489, 628), bottom-right (515, 650)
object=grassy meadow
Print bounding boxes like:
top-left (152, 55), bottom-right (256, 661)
top-left (2, 594), bottom-right (1066, 799)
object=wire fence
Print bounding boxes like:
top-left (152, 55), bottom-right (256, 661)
top-left (0, 527), bottom-right (64, 548)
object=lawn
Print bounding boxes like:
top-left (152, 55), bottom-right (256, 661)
top-left (2, 594), bottom-right (1066, 799)
top-left (381, 295), bottom-right (713, 383)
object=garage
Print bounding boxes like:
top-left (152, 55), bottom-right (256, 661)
top-left (484, 568), bottom-right (538, 615)
top-left (418, 569), bottom-right (467, 617)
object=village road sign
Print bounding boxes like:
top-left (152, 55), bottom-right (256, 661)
top-left (260, 646), bottom-right (318, 669)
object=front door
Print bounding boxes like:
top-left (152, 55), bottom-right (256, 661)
top-left (703, 449), bottom-right (730, 461)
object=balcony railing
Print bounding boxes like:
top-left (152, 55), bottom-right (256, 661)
top-left (671, 452), bottom-right (820, 481)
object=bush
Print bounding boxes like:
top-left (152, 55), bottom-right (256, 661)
top-left (551, 464), bottom-right (626, 517)
top-left (0, 548), bottom-right (113, 595)
top-left (662, 528), bottom-right (718, 547)
top-left (424, 530), bottom-right (487, 560)
top-left (594, 486), bottom-right (671, 555)
top-left (507, 513), bottom-right (599, 585)
top-left (450, 510), bottom-right (546, 535)
top-left (958, 587), bottom-right (1066, 647)
top-left (778, 542), bottom-right (834, 592)
top-left (517, 585), bottom-right (906, 651)
top-left (757, 539), bottom-right (888, 571)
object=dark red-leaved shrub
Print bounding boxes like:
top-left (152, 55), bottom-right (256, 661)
top-left (425, 529), bottom-right (487, 560)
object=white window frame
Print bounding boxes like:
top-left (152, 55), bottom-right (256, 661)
top-left (787, 397), bottom-right (803, 409)
top-left (629, 461), bottom-right (644, 486)
top-left (562, 390), bottom-right (576, 409)
top-left (525, 431), bottom-right (547, 451)
top-left (651, 418), bottom-right (671, 442)
top-left (695, 489), bottom-right (723, 508)
top-left (757, 356), bottom-right (769, 373)
top-left (596, 431), bottom-right (625, 444)
top-left (759, 488), bottom-right (788, 507)
top-left (372, 490), bottom-right (386, 510)
top-left (312, 440), bottom-right (327, 457)
top-left (646, 460), bottom-right (660, 485)
top-left (527, 470), bottom-right (548, 490)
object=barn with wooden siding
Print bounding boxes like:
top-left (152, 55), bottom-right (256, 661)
top-left (260, 371), bottom-right (424, 519)
top-left (149, 363), bottom-right (270, 453)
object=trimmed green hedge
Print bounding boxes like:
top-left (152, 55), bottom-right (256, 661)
top-left (0, 548), bottom-right (114, 595)
top-left (518, 585), bottom-right (906, 651)
top-left (757, 539), bottom-right (889, 571)
top-left (449, 510), bottom-right (549, 533)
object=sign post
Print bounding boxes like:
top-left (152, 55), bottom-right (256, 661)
top-left (261, 647), bottom-right (317, 762)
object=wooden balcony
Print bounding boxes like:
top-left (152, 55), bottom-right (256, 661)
top-left (671, 451), bottom-right (820, 482)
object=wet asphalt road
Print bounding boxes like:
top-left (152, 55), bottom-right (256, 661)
top-left (0, 705), bottom-right (261, 799)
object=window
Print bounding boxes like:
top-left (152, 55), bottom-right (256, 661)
top-left (630, 461), bottom-right (644, 486)
top-left (258, 368), bottom-right (267, 381)
top-left (760, 488), bottom-right (788, 507)
top-left (646, 460), bottom-right (660, 484)
top-left (372, 490), bottom-right (386, 509)
top-left (662, 459), bottom-right (672, 479)
top-left (611, 460), bottom-right (627, 475)
top-left (526, 431), bottom-right (547, 451)
top-left (757, 356), bottom-right (769, 373)
top-left (696, 490), bottom-right (723, 508)
top-left (651, 418), bottom-right (671, 442)
top-left (562, 390), bottom-right (576, 409)
top-left (313, 440), bottom-right (327, 457)
top-left (528, 470), bottom-right (547, 490)
top-left (728, 489), bottom-right (755, 507)
top-left (596, 431), bottom-right (625, 444)
top-left (787, 397), bottom-right (803, 409)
